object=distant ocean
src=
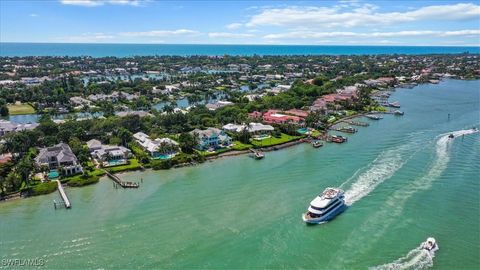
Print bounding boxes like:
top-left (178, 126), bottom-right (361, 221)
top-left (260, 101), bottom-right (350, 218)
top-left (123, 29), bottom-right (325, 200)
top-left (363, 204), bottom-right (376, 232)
top-left (1, 43), bottom-right (479, 57)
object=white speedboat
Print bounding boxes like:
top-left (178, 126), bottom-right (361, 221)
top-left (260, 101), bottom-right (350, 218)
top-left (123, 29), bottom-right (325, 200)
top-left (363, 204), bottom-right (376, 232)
top-left (422, 237), bottom-right (439, 252)
top-left (302, 187), bottom-right (347, 224)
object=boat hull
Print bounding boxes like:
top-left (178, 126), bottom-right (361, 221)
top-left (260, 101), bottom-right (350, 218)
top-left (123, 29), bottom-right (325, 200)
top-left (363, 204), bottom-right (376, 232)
top-left (302, 204), bottom-right (347, 224)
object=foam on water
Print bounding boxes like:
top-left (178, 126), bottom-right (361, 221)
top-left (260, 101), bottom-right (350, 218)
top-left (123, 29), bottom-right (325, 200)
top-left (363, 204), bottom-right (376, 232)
top-left (330, 128), bottom-right (478, 268)
top-left (342, 128), bottom-right (478, 206)
top-left (369, 245), bottom-right (437, 270)
top-left (343, 142), bottom-right (419, 206)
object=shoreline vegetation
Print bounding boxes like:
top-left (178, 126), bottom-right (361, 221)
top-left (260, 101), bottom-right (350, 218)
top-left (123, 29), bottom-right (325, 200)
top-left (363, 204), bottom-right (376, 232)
top-left (0, 53), bottom-right (478, 203)
top-left (0, 108), bottom-right (413, 203)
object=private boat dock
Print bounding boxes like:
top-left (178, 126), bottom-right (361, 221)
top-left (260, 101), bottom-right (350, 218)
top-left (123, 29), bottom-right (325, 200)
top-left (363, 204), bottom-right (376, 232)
top-left (54, 180), bottom-right (71, 209)
top-left (330, 126), bottom-right (357, 134)
top-left (250, 149), bottom-right (265, 159)
top-left (106, 171), bottom-right (140, 188)
top-left (344, 120), bottom-right (369, 127)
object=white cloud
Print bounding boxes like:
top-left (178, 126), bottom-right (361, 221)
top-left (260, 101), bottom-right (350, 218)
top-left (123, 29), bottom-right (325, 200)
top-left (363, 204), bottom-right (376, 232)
top-left (29, 13), bottom-right (39, 17)
top-left (225, 23), bottom-right (243, 30)
top-left (119, 29), bottom-right (200, 37)
top-left (59, 0), bottom-right (147, 7)
top-left (208, 32), bottom-right (255, 38)
top-left (59, 32), bottom-right (115, 42)
top-left (263, 29), bottom-right (480, 39)
top-left (247, 3), bottom-right (480, 28)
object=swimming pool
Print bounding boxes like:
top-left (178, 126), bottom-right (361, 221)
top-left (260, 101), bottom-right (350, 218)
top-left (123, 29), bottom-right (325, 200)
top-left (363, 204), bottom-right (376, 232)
top-left (107, 159), bottom-right (127, 166)
top-left (152, 154), bottom-right (174, 160)
top-left (48, 169), bottom-right (59, 179)
top-left (297, 128), bottom-right (308, 134)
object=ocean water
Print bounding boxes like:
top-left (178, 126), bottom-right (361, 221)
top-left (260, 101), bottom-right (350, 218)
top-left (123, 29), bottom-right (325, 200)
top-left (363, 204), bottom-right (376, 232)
top-left (0, 79), bottom-right (479, 269)
top-left (1, 43), bottom-right (479, 57)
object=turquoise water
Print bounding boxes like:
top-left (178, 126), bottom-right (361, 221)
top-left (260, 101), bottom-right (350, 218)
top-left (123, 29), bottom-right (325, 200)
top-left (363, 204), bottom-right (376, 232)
top-left (297, 128), bottom-right (309, 134)
top-left (152, 154), bottom-right (173, 160)
top-left (0, 79), bottom-right (479, 269)
top-left (107, 160), bottom-right (126, 166)
top-left (48, 170), bottom-right (59, 180)
top-left (1, 43), bottom-right (479, 57)
top-left (0, 112), bottom-right (104, 124)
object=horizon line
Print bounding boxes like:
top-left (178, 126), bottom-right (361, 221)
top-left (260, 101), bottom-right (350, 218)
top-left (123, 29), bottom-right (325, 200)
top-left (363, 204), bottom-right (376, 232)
top-left (1, 42), bottom-right (479, 48)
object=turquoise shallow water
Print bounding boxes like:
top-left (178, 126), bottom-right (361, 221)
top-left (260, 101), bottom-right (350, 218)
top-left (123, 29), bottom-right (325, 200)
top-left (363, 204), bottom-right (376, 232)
top-left (1, 43), bottom-right (479, 57)
top-left (0, 79), bottom-right (479, 269)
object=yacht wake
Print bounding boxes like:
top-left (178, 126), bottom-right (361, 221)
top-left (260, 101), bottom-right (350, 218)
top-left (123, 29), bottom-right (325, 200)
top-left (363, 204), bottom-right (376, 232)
top-left (343, 143), bottom-right (418, 206)
top-left (369, 246), bottom-right (436, 270)
top-left (329, 128), bottom-right (478, 268)
top-left (342, 128), bottom-right (478, 206)
top-left (409, 128), bottom-right (479, 192)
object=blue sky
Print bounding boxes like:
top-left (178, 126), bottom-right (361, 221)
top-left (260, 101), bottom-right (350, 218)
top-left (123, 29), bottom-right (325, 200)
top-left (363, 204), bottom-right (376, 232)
top-left (0, 0), bottom-right (479, 45)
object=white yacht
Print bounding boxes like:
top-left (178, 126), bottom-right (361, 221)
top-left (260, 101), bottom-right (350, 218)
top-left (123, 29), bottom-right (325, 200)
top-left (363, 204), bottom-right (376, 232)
top-left (302, 187), bottom-right (347, 224)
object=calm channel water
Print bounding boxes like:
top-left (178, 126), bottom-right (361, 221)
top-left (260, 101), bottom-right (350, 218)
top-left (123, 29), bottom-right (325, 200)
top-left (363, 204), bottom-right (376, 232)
top-left (0, 79), bottom-right (479, 269)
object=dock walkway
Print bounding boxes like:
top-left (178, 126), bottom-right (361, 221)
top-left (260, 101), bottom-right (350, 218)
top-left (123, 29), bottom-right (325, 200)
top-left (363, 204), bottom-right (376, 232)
top-left (105, 171), bottom-right (139, 188)
top-left (56, 180), bottom-right (71, 208)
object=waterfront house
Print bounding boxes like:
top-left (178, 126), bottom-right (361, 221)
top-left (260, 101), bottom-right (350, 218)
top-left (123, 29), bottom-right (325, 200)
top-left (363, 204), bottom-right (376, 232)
top-left (223, 123), bottom-right (274, 137)
top-left (86, 139), bottom-right (132, 164)
top-left (35, 143), bottom-right (83, 176)
top-left (133, 132), bottom-right (179, 158)
top-left (310, 86), bottom-right (358, 113)
top-left (0, 120), bottom-right (39, 137)
top-left (284, 109), bottom-right (309, 118)
top-left (262, 110), bottom-right (304, 125)
top-left (191, 128), bottom-right (232, 151)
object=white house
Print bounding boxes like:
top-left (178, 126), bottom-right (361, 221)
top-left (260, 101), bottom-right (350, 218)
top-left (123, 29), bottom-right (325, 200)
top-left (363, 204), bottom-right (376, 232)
top-left (133, 132), bottom-right (179, 159)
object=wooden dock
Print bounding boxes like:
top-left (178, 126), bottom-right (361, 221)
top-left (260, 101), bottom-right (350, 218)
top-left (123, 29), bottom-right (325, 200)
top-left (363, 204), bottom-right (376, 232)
top-left (105, 171), bottom-right (139, 188)
top-left (344, 120), bottom-right (369, 127)
top-left (330, 127), bottom-right (357, 134)
top-left (56, 180), bottom-right (71, 209)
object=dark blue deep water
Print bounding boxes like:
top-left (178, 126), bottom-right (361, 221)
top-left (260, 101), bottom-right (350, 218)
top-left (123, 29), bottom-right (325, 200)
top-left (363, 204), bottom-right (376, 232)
top-left (1, 43), bottom-right (478, 57)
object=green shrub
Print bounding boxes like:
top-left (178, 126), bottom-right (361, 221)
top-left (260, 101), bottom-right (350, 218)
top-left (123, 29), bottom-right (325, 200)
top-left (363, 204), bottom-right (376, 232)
top-left (30, 181), bottom-right (58, 196)
top-left (67, 174), bottom-right (100, 187)
top-left (151, 159), bottom-right (174, 170)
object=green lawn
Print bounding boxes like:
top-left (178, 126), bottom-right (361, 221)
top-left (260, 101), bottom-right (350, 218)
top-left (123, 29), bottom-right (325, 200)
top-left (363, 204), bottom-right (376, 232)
top-left (196, 147), bottom-right (233, 157)
top-left (106, 158), bottom-right (142, 173)
top-left (7, 103), bottom-right (36, 115)
top-left (250, 133), bottom-right (301, 148)
top-left (232, 141), bottom-right (253, 151)
top-left (310, 130), bottom-right (322, 137)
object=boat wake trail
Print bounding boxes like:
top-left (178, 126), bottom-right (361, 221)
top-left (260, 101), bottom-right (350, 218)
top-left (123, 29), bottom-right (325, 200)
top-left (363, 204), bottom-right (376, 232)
top-left (329, 128), bottom-right (478, 268)
top-left (342, 143), bottom-right (418, 206)
top-left (369, 246), bottom-right (436, 270)
top-left (342, 128), bottom-right (478, 206)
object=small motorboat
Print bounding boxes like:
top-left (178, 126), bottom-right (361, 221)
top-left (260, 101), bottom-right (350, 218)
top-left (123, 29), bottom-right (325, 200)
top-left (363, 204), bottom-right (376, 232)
top-left (331, 135), bottom-right (347, 143)
top-left (422, 237), bottom-right (439, 252)
top-left (254, 151), bottom-right (264, 160)
top-left (365, 114), bottom-right (383, 120)
top-left (312, 140), bottom-right (323, 148)
top-left (338, 126), bottom-right (357, 133)
top-left (394, 110), bottom-right (404, 116)
top-left (388, 101), bottom-right (401, 108)
top-left (448, 134), bottom-right (454, 139)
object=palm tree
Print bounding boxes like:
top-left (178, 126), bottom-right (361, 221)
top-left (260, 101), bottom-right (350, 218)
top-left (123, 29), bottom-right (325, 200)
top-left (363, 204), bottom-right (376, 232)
top-left (117, 128), bottom-right (132, 147)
